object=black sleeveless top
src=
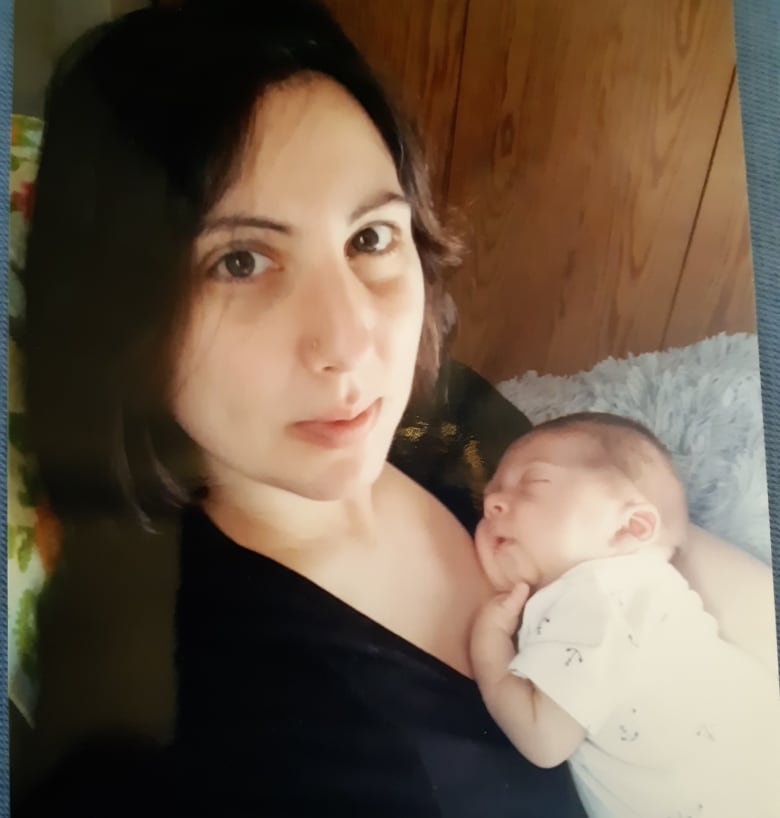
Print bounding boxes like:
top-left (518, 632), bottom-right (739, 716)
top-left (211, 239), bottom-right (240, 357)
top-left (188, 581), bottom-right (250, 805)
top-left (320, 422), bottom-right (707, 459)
top-left (170, 362), bottom-right (587, 817)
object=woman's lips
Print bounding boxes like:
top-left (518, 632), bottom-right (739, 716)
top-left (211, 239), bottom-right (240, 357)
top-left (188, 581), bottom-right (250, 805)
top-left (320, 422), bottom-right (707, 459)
top-left (291, 399), bottom-right (382, 449)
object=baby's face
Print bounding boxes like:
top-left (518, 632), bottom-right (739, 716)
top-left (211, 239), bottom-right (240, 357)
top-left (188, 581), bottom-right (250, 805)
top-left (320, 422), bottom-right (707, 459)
top-left (475, 430), bottom-right (654, 591)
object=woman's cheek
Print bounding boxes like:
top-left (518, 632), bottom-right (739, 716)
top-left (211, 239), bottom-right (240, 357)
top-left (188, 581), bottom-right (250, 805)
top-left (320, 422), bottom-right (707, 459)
top-left (380, 271), bottom-right (425, 365)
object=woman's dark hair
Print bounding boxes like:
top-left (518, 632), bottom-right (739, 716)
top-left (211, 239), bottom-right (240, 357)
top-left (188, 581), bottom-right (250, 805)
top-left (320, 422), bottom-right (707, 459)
top-left (23, 0), bottom-right (461, 527)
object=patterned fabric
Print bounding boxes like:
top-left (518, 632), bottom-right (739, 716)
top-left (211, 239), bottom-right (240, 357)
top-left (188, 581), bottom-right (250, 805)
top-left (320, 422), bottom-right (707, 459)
top-left (390, 358), bottom-right (532, 536)
top-left (512, 555), bottom-right (780, 818)
top-left (7, 114), bottom-right (61, 726)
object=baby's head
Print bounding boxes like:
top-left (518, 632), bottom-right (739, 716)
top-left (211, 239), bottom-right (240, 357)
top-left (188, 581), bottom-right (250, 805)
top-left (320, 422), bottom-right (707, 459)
top-left (475, 413), bottom-right (689, 591)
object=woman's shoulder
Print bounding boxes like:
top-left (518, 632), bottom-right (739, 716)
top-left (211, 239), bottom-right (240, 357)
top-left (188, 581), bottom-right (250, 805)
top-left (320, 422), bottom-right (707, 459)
top-left (381, 462), bottom-right (473, 543)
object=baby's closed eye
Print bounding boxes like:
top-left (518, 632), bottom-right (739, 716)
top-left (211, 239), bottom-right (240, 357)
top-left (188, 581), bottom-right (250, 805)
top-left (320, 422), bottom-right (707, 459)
top-left (523, 470), bottom-right (552, 486)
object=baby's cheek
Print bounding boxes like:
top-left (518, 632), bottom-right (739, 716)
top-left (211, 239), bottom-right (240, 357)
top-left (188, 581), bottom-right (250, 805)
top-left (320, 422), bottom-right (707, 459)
top-left (498, 542), bottom-right (532, 585)
top-left (474, 524), bottom-right (500, 581)
top-left (476, 541), bottom-right (513, 591)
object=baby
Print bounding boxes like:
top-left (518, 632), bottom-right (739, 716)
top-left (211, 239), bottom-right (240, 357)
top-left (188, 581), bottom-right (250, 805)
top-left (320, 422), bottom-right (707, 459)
top-left (470, 412), bottom-right (780, 818)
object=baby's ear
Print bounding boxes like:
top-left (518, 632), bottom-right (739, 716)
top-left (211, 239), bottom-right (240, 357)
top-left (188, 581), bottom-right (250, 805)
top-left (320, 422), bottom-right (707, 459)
top-left (612, 503), bottom-right (660, 553)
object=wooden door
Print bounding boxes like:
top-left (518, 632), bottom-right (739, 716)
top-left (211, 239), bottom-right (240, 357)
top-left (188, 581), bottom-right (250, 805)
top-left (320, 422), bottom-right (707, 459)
top-left (445, 0), bottom-right (751, 381)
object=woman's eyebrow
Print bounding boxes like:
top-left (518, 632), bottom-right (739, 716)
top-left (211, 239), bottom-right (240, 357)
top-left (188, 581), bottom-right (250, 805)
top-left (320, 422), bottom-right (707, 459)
top-left (199, 191), bottom-right (409, 236)
top-left (200, 190), bottom-right (409, 235)
top-left (200, 214), bottom-right (292, 235)
top-left (349, 190), bottom-right (409, 223)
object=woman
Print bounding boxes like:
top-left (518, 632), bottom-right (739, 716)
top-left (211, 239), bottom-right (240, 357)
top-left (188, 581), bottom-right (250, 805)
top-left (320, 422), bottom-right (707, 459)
top-left (21, 2), bottom-right (775, 816)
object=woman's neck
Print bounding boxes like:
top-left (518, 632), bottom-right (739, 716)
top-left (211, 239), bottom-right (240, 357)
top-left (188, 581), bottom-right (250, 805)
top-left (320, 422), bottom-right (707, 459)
top-left (201, 465), bottom-right (389, 558)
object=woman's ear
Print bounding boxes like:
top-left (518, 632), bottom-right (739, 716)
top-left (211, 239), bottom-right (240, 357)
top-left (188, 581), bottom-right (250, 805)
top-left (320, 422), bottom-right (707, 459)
top-left (612, 503), bottom-right (660, 553)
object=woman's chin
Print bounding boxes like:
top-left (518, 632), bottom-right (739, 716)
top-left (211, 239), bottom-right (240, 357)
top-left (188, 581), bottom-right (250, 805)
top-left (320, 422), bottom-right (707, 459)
top-left (286, 449), bottom-right (389, 502)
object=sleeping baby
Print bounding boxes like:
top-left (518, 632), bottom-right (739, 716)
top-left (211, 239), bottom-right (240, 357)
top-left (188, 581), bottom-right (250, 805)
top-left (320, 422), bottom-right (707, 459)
top-left (470, 412), bottom-right (780, 818)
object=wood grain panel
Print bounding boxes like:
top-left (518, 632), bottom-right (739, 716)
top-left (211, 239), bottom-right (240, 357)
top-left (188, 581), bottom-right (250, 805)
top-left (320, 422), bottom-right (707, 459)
top-left (322, 0), bottom-right (469, 204)
top-left (663, 76), bottom-right (756, 348)
top-left (446, 0), bottom-right (736, 381)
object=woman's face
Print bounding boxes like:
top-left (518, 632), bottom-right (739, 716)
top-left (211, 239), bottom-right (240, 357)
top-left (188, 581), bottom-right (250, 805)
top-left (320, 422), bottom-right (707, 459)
top-left (170, 76), bottom-right (425, 501)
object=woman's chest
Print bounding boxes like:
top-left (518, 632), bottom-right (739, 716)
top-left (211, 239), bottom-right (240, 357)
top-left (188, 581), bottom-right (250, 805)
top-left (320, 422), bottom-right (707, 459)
top-left (312, 496), bottom-right (492, 678)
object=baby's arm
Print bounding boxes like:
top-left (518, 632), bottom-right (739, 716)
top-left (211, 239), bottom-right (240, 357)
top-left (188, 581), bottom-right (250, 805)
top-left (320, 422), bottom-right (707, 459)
top-left (673, 524), bottom-right (778, 674)
top-left (470, 585), bottom-right (586, 769)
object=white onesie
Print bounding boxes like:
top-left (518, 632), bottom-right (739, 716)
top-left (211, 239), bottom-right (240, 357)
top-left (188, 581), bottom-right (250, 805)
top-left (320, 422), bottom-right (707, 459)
top-left (509, 553), bottom-right (780, 818)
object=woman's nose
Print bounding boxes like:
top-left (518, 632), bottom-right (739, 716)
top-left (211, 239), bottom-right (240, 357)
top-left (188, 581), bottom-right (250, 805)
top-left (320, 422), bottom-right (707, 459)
top-left (484, 493), bottom-right (509, 518)
top-left (300, 265), bottom-right (374, 375)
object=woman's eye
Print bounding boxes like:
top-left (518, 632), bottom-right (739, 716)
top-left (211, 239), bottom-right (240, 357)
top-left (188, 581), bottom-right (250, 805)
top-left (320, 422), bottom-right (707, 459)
top-left (213, 250), bottom-right (271, 281)
top-left (349, 224), bottom-right (396, 256)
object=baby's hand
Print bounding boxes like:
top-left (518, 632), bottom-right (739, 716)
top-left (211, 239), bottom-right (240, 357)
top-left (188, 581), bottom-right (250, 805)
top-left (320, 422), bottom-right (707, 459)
top-left (476, 583), bottom-right (532, 637)
top-left (471, 583), bottom-right (531, 688)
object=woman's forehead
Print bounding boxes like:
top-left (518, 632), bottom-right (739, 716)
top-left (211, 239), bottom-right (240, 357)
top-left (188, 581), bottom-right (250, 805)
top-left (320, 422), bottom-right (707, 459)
top-left (209, 76), bottom-right (400, 220)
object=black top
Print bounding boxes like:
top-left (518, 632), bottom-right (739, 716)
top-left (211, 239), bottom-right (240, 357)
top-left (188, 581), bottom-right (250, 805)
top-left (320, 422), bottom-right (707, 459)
top-left (170, 505), bottom-right (586, 818)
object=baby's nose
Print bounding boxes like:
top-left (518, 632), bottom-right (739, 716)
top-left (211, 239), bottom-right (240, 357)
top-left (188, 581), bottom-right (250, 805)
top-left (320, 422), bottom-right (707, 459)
top-left (484, 493), bottom-right (509, 518)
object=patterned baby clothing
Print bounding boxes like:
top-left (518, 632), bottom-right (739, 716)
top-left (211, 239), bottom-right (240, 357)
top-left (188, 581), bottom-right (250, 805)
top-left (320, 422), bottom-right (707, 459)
top-left (511, 553), bottom-right (780, 818)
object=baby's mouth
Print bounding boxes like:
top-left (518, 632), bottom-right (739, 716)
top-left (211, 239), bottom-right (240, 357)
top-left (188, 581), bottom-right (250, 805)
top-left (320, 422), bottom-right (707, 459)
top-left (477, 518), bottom-right (517, 550)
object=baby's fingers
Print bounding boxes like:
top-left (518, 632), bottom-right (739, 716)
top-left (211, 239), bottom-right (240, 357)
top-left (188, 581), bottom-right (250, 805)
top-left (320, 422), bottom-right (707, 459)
top-left (476, 583), bottom-right (531, 635)
top-left (502, 582), bottom-right (531, 615)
